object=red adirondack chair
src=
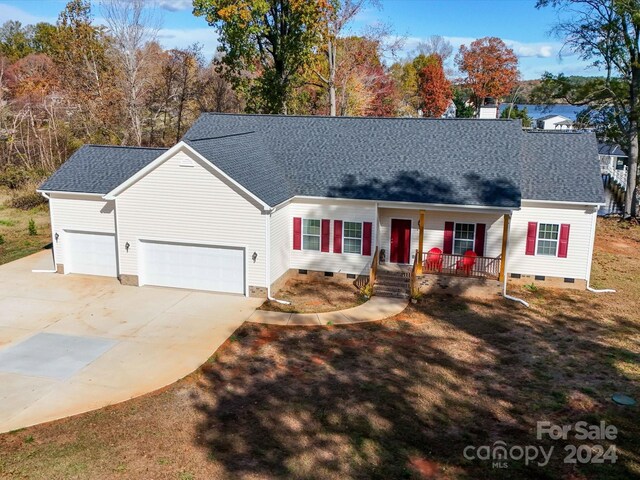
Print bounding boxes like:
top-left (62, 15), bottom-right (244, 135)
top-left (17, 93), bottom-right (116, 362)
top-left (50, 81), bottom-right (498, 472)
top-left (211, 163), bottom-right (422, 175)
top-left (424, 247), bottom-right (443, 272)
top-left (456, 250), bottom-right (477, 276)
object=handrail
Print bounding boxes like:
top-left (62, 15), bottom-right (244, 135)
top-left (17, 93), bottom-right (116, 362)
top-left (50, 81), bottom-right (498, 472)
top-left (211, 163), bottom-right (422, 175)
top-left (410, 249), bottom-right (419, 294)
top-left (421, 251), bottom-right (501, 279)
top-left (369, 246), bottom-right (379, 286)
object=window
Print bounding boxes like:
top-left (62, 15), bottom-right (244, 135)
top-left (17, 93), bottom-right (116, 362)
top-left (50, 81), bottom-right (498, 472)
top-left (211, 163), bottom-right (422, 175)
top-left (302, 219), bottom-right (321, 251)
top-left (536, 223), bottom-right (559, 256)
top-left (453, 223), bottom-right (475, 255)
top-left (343, 221), bottom-right (362, 254)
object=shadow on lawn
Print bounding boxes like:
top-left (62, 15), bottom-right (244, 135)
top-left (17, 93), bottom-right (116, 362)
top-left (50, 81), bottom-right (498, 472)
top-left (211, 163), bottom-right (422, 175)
top-left (192, 291), bottom-right (639, 479)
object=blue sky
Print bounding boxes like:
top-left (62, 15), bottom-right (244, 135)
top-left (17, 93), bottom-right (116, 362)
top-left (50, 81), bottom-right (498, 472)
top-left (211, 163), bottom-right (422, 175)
top-left (1, 0), bottom-right (599, 80)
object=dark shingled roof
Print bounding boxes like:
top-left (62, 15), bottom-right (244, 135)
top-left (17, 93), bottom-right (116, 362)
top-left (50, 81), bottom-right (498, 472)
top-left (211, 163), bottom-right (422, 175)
top-left (184, 114), bottom-right (524, 208)
top-left (40, 113), bottom-right (604, 208)
top-left (521, 131), bottom-right (604, 204)
top-left (598, 142), bottom-right (627, 157)
top-left (39, 145), bottom-right (167, 194)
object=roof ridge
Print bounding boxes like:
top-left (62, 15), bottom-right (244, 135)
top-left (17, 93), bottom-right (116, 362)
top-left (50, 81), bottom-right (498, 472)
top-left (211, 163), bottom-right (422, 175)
top-left (185, 131), bottom-right (256, 141)
top-left (201, 112), bottom-right (518, 122)
top-left (82, 144), bottom-right (168, 150)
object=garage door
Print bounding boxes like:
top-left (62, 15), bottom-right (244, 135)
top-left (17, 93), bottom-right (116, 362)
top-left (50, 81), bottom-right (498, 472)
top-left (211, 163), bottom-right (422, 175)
top-left (66, 231), bottom-right (117, 277)
top-left (139, 240), bottom-right (245, 294)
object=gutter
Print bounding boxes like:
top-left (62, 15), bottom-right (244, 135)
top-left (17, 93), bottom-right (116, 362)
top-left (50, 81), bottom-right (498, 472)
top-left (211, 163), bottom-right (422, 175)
top-left (32, 191), bottom-right (57, 273)
top-left (501, 212), bottom-right (530, 307)
top-left (264, 208), bottom-right (291, 305)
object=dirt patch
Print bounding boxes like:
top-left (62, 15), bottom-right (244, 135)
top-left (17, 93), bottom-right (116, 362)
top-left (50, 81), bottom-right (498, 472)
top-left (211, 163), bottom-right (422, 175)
top-left (259, 278), bottom-right (364, 313)
top-left (0, 218), bottom-right (638, 480)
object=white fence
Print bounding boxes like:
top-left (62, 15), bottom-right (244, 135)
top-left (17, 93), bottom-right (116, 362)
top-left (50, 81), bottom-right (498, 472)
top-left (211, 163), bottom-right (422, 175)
top-left (600, 161), bottom-right (628, 191)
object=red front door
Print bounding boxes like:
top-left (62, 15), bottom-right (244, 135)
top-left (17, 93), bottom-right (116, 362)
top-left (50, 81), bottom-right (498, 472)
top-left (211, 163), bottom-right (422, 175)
top-left (390, 219), bottom-right (411, 264)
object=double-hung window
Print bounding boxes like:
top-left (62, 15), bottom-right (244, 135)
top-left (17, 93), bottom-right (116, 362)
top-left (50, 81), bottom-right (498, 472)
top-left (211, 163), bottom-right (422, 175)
top-left (536, 223), bottom-right (559, 256)
top-left (453, 223), bottom-right (475, 255)
top-left (302, 219), bottom-right (321, 251)
top-left (343, 221), bottom-right (362, 254)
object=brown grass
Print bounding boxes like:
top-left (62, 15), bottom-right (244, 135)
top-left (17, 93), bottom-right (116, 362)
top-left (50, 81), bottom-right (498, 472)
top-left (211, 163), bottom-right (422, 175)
top-left (259, 277), bottom-right (364, 313)
top-left (0, 218), bottom-right (638, 480)
top-left (0, 187), bottom-right (51, 265)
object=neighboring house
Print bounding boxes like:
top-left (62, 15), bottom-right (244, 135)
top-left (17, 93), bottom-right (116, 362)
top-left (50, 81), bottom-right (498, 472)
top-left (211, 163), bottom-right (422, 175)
top-left (38, 114), bottom-right (604, 298)
top-left (536, 114), bottom-right (574, 130)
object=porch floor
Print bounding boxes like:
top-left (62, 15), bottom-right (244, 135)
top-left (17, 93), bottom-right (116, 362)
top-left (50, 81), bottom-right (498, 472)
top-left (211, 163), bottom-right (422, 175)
top-left (377, 263), bottom-right (411, 274)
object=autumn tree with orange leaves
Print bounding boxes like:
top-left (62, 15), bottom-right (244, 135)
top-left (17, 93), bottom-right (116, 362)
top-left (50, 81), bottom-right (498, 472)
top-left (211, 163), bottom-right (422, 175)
top-left (455, 37), bottom-right (519, 109)
top-left (417, 54), bottom-right (452, 117)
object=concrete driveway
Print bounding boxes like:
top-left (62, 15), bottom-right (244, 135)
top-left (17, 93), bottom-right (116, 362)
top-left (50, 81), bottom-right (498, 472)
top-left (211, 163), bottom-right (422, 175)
top-left (0, 251), bottom-right (262, 433)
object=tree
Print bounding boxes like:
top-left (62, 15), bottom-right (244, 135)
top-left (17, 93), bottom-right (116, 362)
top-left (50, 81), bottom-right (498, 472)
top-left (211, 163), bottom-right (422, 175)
top-left (535, 0), bottom-right (639, 217)
top-left (499, 104), bottom-right (531, 127)
top-left (0, 21), bottom-right (34, 61)
top-left (452, 87), bottom-right (475, 118)
top-left (103, 0), bottom-right (160, 145)
top-left (417, 54), bottom-right (452, 117)
top-left (193, 0), bottom-right (330, 114)
top-left (455, 37), bottom-right (519, 109)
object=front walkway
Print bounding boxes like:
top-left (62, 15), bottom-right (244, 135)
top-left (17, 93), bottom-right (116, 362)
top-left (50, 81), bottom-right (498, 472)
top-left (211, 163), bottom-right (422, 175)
top-left (247, 296), bottom-right (408, 326)
top-left (0, 251), bottom-right (262, 433)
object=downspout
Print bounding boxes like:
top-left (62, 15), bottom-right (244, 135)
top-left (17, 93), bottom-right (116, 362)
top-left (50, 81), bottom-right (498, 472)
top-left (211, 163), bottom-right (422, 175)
top-left (32, 192), bottom-right (57, 273)
top-left (501, 212), bottom-right (530, 307)
top-left (265, 207), bottom-right (291, 305)
top-left (585, 206), bottom-right (616, 293)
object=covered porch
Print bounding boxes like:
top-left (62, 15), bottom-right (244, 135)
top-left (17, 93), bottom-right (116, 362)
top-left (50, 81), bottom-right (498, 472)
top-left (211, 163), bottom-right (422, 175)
top-left (370, 205), bottom-right (512, 297)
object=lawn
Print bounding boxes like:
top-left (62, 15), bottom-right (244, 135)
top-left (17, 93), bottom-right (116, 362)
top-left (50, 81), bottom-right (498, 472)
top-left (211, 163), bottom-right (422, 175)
top-left (0, 218), bottom-right (638, 479)
top-left (0, 187), bottom-right (51, 265)
top-left (259, 277), bottom-right (364, 313)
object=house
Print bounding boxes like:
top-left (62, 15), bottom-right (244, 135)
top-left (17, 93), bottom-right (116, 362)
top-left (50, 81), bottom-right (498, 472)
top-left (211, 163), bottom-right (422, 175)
top-left (37, 114), bottom-right (604, 298)
top-left (535, 114), bottom-right (574, 130)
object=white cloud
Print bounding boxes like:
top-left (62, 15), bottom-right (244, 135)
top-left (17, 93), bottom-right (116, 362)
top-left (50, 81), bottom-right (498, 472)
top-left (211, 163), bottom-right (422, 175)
top-left (156, 0), bottom-right (192, 12)
top-left (157, 26), bottom-right (218, 57)
top-left (0, 3), bottom-right (55, 25)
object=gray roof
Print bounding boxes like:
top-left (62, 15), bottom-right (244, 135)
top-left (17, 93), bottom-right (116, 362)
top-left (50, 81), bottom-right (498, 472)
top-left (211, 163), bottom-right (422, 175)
top-left (39, 145), bottom-right (167, 194)
top-left (598, 142), bottom-right (627, 157)
top-left (40, 114), bottom-right (604, 208)
top-left (521, 132), bottom-right (604, 204)
top-left (184, 114), bottom-right (524, 208)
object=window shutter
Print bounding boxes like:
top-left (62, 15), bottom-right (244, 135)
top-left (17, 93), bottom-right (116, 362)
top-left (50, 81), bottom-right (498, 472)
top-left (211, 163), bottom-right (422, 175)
top-left (443, 221), bottom-right (454, 254)
top-left (525, 222), bottom-right (537, 256)
top-left (321, 219), bottom-right (330, 252)
top-left (333, 220), bottom-right (342, 253)
top-left (293, 217), bottom-right (302, 250)
top-left (474, 223), bottom-right (486, 256)
top-left (558, 224), bottom-right (570, 258)
top-left (362, 222), bottom-right (372, 256)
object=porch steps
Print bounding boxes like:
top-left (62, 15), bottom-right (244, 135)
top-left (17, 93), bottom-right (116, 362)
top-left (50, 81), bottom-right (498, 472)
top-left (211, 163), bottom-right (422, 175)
top-left (374, 268), bottom-right (411, 299)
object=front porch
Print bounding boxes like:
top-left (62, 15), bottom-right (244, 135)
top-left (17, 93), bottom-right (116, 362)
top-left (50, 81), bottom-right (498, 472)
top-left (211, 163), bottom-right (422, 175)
top-left (371, 206), bottom-right (510, 298)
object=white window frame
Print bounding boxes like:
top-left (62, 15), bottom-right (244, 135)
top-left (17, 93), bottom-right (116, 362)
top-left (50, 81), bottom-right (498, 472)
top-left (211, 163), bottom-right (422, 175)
top-left (536, 223), bottom-right (560, 256)
top-left (302, 218), bottom-right (321, 251)
top-left (342, 221), bottom-right (363, 255)
top-left (453, 222), bottom-right (476, 255)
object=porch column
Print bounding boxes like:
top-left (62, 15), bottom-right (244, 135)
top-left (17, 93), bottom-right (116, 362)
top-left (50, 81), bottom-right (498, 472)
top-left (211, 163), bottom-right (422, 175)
top-left (417, 210), bottom-right (425, 274)
top-left (499, 213), bottom-right (510, 282)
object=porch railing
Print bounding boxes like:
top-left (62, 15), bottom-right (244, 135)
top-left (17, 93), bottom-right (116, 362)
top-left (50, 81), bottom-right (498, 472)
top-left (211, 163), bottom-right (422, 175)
top-left (369, 246), bottom-right (379, 286)
top-left (421, 252), bottom-right (502, 280)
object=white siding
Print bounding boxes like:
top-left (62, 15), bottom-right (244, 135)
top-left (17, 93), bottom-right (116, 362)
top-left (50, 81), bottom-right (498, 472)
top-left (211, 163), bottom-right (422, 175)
top-left (270, 203), bottom-right (290, 284)
top-left (49, 194), bottom-right (115, 266)
top-left (116, 149), bottom-right (267, 289)
top-left (287, 199), bottom-right (376, 275)
top-left (508, 202), bottom-right (597, 280)
top-left (378, 208), bottom-right (504, 262)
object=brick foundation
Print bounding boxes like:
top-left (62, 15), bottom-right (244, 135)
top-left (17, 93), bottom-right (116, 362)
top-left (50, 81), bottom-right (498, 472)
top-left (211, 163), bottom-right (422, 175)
top-left (418, 274), bottom-right (502, 298)
top-left (119, 274), bottom-right (139, 286)
top-left (55, 263), bottom-right (65, 274)
top-left (249, 285), bottom-right (268, 298)
top-left (508, 274), bottom-right (586, 290)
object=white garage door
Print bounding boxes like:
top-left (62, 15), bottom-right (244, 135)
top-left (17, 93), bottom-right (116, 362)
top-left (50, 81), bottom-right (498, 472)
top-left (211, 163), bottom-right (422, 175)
top-left (139, 240), bottom-right (245, 294)
top-left (66, 231), bottom-right (117, 277)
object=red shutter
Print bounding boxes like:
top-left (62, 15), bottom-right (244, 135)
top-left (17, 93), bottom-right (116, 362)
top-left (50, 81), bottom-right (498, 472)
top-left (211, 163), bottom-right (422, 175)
top-left (333, 220), bottom-right (342, 253)
top-left (474, 223), bottom-right (486, 256)
top-left (443, 221), bottom-right (454, 254)
top-left (525, 222), bottom-right (537, 255)
top-left (293, 217), bottom-right (302, 250)
top-left (558, 224), bottom-right (570, 258)
top-left (362, 222), bottom-right (372, 256)
top-left (321, 219), bottom-right (330, 252)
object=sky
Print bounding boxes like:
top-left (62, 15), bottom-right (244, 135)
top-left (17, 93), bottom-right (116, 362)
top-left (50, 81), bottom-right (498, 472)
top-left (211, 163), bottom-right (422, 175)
top-left (0, 0), bottom-right (600, 80)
